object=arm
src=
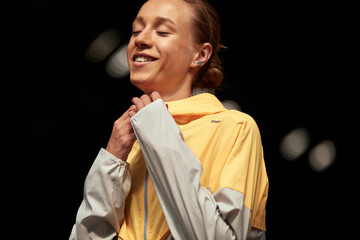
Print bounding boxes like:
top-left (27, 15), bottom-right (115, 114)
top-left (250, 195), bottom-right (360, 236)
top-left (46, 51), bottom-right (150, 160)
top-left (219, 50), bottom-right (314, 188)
top-left (70, 106), bottom-right (136, 240)
top-left (69, 148), bottom-right (131, 240)
top-left (130, 99), bottom-right (266, 239)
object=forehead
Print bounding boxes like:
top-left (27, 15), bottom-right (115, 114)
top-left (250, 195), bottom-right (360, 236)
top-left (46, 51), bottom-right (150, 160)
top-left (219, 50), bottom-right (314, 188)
top-left (135, 0), bottom-right (192, 26)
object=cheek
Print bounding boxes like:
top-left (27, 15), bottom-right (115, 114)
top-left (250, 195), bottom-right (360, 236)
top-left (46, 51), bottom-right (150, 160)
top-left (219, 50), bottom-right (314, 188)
top-left (159, 39), bottom-right (193, 70)
top-left (127, 39), bottom-right (134, 63)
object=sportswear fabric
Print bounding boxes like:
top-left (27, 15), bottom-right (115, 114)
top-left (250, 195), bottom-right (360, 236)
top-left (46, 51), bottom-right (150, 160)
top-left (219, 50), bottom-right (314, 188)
top-left (70, 93), bottom-right (268, 240)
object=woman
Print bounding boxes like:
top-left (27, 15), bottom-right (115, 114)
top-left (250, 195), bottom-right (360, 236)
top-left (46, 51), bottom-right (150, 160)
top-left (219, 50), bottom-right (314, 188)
top-left (70, 0), bottom-right (268, 239)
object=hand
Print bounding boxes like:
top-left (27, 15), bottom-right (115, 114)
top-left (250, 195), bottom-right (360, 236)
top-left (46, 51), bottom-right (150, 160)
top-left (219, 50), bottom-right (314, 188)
top-left (105, 92), bottom-right (161, 161)
top-left (105, 105), bottom-right (137, 161)
top-left (128, 91), bottom-right (162, 118)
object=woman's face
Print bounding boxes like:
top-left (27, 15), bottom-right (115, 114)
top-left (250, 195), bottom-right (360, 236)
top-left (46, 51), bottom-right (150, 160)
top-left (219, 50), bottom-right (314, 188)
top-left (127, 0), bottom-right (197, 97)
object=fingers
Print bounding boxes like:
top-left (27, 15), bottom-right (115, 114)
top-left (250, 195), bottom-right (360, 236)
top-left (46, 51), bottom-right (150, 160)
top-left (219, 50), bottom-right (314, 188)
top-left (141, 94), bottom-right (152, 105)
top-left (150, 91), bottom-right (161, 101)
top-left (128, 105), bottom-right (136, 118)
top-left (130, 92), bottom-right (163, 116)
top-left (131, 95), bottom-right (148, 111)
top-left (114, 113), bottom-right (133, 134)
top-left (132, 92), bottom-right (161, 111)
top-left (116, 105), bottom-right (135, 123)
top-left (128, 105), bottom-right (137, 114)
top-left (106, 107), bottom-right (137, 160)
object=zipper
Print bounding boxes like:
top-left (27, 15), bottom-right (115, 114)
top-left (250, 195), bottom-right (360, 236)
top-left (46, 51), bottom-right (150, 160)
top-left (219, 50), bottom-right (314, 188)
top-left (144, 169), bottom-right (149, 240)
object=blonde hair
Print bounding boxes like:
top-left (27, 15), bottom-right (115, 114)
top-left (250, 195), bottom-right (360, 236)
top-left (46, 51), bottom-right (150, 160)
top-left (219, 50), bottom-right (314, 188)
top-left (184, 0), bottom-right (225, 90)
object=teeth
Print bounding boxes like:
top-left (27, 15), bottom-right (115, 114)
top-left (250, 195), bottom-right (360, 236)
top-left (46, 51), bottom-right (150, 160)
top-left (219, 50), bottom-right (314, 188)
top-left (134, 56), bottom-right (156, 62)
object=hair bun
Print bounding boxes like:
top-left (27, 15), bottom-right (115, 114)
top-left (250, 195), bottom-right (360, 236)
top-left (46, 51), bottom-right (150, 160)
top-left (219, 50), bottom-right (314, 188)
top-left (186, 0), bottom-right (225, 91)
top-left (196, 55), bottom-right (223, 89)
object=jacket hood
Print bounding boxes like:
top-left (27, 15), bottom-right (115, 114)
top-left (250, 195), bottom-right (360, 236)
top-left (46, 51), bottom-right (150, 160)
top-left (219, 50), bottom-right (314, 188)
top-left (165, 93), bottom-right (227, 124)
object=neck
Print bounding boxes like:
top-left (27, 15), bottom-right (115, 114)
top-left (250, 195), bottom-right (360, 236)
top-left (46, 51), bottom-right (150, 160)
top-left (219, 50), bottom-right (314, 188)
top-left (144, 76), bottom-right (194, 102)
top-left (159, 72), bottom-right (195, 101)
top-left (160, 88), bottom-right (192, 102)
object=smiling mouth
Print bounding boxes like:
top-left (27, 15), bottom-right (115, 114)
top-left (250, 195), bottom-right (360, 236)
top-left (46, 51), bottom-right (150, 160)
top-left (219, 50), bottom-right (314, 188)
top-left (133, 56), bottom-right (158, 62)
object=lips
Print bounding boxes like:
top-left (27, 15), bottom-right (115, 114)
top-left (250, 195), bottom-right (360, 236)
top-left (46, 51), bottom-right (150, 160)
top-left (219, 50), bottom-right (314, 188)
top-left (132, 53), bottom-right (158, 63)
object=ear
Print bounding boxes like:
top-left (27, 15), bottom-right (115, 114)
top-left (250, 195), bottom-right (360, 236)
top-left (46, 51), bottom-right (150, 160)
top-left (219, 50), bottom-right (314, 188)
top-left (190, 43), bottom-right (213, 68)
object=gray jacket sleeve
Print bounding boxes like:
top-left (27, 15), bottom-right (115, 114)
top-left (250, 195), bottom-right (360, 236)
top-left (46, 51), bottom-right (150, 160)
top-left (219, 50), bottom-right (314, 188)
top-left (69, 148), bottom-right (131, 240)
top-left (130, 99), bottom-right (265, 240)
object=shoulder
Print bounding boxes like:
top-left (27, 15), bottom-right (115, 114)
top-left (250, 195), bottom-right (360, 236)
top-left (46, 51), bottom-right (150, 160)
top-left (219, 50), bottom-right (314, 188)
top-left (219, 109), bottom-right (258, 127)
top-left (216, 110), bottom-right (262, 141)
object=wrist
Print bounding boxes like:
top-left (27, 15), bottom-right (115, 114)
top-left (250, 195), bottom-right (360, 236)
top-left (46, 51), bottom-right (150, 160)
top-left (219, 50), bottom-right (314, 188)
top-left (105, 146), bottom-right (128, 162)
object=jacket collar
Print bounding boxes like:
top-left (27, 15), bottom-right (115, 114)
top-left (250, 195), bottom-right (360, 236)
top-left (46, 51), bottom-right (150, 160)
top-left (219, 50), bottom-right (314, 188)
top-left (165, 93), bottom-right (227, 124)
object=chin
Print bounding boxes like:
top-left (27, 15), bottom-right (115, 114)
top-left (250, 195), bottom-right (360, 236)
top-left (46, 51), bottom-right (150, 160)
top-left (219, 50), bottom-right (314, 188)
top-left (130, 74), bottom-right (158, 94)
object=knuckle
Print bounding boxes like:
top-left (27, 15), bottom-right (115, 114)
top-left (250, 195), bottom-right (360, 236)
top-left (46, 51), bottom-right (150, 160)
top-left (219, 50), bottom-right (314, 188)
top-left (113, 119), bottom-right (121, 128)
top-left (132, 97), bottom-right (139, 103)
top-left (119, 135), bottom-right (132, 146)
top-left (150, 91), bottom-right (160, 100)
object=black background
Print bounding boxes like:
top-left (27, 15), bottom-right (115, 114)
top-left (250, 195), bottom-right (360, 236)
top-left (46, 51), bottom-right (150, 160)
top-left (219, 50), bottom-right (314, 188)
top-left (6, 0), bottom-right (353, 239)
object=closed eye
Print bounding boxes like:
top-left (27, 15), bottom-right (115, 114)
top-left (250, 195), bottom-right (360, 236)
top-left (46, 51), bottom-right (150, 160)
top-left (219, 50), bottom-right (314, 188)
top-left (156, 31), bottom-right (170, 36)
top-left (132, 31), bottom-right (141, 36)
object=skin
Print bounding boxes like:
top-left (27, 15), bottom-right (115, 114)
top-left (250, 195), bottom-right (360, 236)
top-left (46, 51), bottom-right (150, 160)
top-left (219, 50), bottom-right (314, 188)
top-left (106, 0), bottom-right (212, 160)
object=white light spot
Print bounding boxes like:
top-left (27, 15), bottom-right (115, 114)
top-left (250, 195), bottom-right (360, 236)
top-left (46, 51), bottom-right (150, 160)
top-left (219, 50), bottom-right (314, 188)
top-left (222, 99), bottom-right (241, 111)
top-left (192, 88), bottom-right (212, 95)
top-left (105, 44), bottom-right (129, 78)
top-left (280, 128), bottom-right (310, 161)
top-left (309, 140), bottom-right (336, 172)
top-left (86, 28), bottom-right (121, 63)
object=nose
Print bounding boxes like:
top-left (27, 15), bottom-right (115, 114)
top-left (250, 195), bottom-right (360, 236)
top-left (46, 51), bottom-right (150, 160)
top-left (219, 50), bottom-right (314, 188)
top-left (134, 29), bottom-right (153, 49)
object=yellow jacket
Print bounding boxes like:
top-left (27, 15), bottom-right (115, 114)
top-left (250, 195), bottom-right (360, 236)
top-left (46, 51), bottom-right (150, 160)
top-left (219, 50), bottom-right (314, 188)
top-left (70, 93), bottom-right (268, 240)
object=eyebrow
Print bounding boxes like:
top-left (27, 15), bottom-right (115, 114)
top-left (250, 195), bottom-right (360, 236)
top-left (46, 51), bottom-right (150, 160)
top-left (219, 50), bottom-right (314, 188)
top-left (133, 16), bottom-right (145, 26)
top-left (154, 16), bottom-right (176, 26)
top-left (133, 16), bottom-right (176, 27)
